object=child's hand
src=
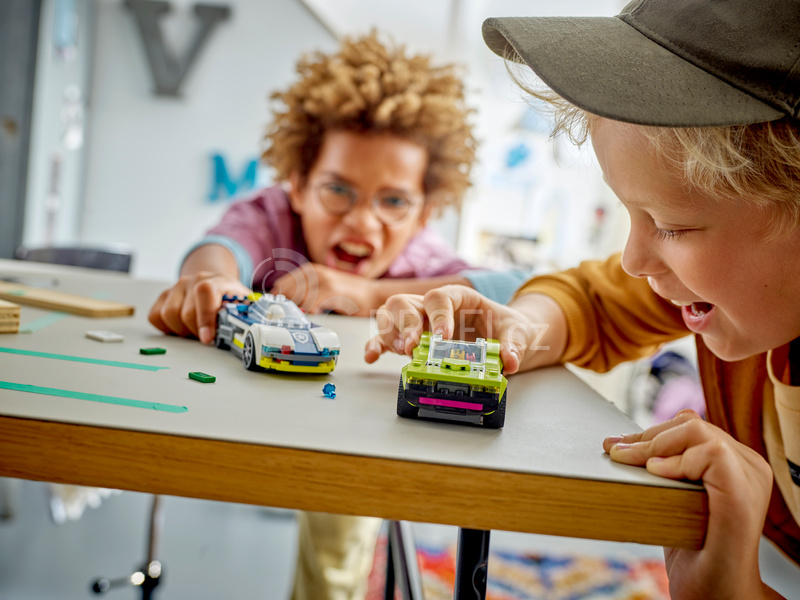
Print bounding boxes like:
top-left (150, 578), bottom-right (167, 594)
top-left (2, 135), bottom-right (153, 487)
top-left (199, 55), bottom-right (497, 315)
top-left (269, 263), bottom-right (377, 316)
top-left (148, 271), bottom-right (251, 343)
top-left (363, 285), bottom-right (554, 374)
top-left (604, 409), bottom-right (777, 599)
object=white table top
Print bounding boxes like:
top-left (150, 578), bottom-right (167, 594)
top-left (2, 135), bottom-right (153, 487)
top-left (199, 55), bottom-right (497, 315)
top-left (0, 258), bottom-right (694, 489)
top-left (0, 259), bottom-right (707, 547)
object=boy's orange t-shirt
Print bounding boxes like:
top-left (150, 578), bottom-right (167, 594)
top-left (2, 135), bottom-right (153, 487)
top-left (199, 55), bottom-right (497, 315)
top-left (515, 253), bottom-right (800, 564)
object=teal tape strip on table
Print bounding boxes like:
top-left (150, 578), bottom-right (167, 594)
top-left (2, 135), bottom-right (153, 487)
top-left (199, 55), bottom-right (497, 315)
top-left (0, 347), bottom-right (169, 371)
top-left (18, 312), bottom-right (69, 333)
top-left (0, 381), bottom-right (187, 413)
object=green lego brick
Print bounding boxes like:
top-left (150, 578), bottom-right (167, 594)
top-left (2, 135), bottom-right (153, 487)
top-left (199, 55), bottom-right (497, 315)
top-left (188, 371), bottom-right (216, 383)
top-left (140, 347), bottom-right (167, 355)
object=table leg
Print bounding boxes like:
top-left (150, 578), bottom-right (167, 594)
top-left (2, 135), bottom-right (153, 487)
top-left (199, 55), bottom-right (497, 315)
top-left (453, 528), bottom-right (490, 600)
top-left (385, 520), bottom-right (424, 600)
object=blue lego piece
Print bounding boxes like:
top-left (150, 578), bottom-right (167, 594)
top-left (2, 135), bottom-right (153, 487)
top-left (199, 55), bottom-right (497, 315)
top-left (322, 383), bottom-right (336, 399)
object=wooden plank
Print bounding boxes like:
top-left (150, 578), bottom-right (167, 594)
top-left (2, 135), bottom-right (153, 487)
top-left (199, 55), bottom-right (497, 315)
top-left (0, 298), bottom-right (21, 316)
top-left (0, 416), bottom-right (708, 549)
top-left (0, 299), bottom-right (20, 333)
top-left (0, 281), bottom-right (134, 317)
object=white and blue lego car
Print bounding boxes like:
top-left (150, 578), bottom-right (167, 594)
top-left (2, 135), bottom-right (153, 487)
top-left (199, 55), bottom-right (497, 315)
top-left (215, 293), bottom-right (340, 374)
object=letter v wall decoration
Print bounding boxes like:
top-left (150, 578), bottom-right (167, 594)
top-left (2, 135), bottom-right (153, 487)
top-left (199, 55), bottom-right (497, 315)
top-left (124, 0), bottom-right (231, 97)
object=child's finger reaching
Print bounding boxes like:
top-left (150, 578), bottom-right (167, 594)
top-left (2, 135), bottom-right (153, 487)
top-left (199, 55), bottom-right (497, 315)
top-left (157, 284), bottom-right (193, 338)
top-left (602, 409), bottom-right (702, 454)
top-left (364, 335), bottom-right (391, 363)
top-left (194, 279), bottom-right (222, 344)
top-left (148, 288), bottom-right (173, 335)
top-left (608, 415), bottom-right (716, 467)
top-left (497, 330), bottom-right (527, 374)
top-left (377, 294), bottom-right (427, 354)
top-left (419, 287), bottom-right (458, 339)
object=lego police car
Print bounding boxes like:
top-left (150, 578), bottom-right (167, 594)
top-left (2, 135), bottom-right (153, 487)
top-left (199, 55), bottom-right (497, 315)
top-left (215, 293), bottom-right (340, 374)
top-left (398, 333), bottom-right (508, 428)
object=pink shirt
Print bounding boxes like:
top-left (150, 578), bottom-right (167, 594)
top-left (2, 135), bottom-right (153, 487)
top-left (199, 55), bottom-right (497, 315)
top-left (200, 185), bottom-right (473, 291)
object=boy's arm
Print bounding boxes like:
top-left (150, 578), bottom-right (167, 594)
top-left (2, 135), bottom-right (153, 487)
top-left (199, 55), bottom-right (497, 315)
top-left (365, 285), bottom-right (567, 375)
top-left (516, 252), bottom-right (690, 372)
top-left (148, 244), bottom-right (251, 343)
top-left (365, 253), bottom-right (686, 373)
top-left (180, 243), bottom-right (240, 279)
top-left (269, 267), bottom-right (531, 317)
top-left (373, 267), bottom-right (530, 306)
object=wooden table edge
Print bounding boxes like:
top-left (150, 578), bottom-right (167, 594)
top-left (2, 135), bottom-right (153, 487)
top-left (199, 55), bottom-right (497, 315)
top-left (0, 415), bottom-right (707, 549)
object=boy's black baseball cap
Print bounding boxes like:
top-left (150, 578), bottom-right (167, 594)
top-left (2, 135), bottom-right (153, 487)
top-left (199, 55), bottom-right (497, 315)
top-left (482, 0), bottom-right (800, 127)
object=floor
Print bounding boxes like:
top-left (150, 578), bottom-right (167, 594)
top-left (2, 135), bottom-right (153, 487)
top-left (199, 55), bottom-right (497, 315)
top-left (1, 478), bottom-right (799, 599)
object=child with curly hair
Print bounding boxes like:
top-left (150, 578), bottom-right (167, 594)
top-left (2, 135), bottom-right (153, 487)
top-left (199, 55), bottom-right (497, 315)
top-left (149, 32), bottom-right (524, 341)
top-left (149, 32), bottom-right (524, 600)
top-left (367, 1), bottom-right (800, 597)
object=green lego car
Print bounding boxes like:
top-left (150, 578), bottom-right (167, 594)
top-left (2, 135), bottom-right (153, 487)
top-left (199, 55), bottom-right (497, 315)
top-left (398, 333), bottom-right (508, 428)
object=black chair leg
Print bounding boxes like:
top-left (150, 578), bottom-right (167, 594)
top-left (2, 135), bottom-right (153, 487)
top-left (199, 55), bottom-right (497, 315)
top-left (91, 494), bottom-right (164, 599)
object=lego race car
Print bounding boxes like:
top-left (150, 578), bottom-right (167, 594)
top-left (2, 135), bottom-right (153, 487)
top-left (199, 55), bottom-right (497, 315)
top-left (398, 333), bottom-right (508, 428)
top-left (215, 293), bottom-right (340, 374)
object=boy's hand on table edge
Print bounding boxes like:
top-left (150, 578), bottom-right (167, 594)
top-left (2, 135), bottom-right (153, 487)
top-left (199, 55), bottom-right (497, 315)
top-left (604, 409), bottom-right (776, 599)
top-left (363, 285), bottom-right (542, 374)
top-left (148, 271), bottom-right (251, 343)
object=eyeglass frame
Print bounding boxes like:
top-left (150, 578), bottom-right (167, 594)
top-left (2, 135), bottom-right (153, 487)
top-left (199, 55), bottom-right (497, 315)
top-left (310, 180), bottom-right (426, 226)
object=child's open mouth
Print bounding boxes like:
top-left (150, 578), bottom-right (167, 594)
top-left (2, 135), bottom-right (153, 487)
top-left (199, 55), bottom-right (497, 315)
top-left (332, 241), bottom-right (373, 268)
top-left (681, 301), bottom-right (715, 332)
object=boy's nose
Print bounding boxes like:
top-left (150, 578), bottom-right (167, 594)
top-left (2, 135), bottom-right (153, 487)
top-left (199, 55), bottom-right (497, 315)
top-left (621, 226), bottom-right (664, 279)
top-left (342, 202), bottom-right (382, 231)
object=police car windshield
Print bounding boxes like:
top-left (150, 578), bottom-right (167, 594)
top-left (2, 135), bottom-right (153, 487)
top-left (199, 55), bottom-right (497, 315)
top-left (250, 299), bottom-right (309, 328)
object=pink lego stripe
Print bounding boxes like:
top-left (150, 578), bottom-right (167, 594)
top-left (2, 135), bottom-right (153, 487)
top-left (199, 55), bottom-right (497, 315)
top-left (419, 396), bottom-right (482, 411)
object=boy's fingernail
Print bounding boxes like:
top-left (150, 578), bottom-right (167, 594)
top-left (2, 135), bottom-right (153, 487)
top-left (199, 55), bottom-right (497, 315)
top-left (404, 334), bottom-right (414, 349)
top-left (605, 436), bottom-right (624, 445)
top-left (648, 457), bottom-right (665, 463)
top-left (393, 338), bottom-right (405, 353)
top-left (433, 325), bottom-right (445, 335)
top-left (199, 326), bottom-right (211, 343)
top-left (612, 443), bottom-right (633, 450)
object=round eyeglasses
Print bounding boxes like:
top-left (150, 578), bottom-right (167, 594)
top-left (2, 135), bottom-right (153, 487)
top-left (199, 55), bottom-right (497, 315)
top-left (314, 181), bottom-right (423, 225)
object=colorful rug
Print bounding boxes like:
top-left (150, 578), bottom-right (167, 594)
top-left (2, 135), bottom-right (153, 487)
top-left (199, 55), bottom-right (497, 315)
top-left (366, 535), bottom-right (670, 600)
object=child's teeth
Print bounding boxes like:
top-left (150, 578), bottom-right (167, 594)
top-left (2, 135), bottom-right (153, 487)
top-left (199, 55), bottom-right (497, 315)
top-left (340, 242), bottom-right (370, 257)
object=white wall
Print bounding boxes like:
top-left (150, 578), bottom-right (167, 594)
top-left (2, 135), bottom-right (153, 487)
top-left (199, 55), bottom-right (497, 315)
top-left (78, 0), bottom-right (335, 280)
top-left (25, 0), bottom-right (629, 282)
top-left (24, 0), bottom-right (95, 251)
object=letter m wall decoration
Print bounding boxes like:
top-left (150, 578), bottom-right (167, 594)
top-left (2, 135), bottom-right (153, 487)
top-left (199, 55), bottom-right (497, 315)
top-left (124, 0), bottom-right (231, 96)
top-left (209, 154), bottom-right (258, 202)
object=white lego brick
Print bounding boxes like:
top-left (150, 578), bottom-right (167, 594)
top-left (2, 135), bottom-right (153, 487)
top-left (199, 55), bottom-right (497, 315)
top-left (85, 330), bottom-right (124, 343)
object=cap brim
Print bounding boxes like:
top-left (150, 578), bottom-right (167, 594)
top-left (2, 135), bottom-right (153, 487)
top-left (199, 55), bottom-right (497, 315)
top-left (482, 16), bottom-right (785, 127)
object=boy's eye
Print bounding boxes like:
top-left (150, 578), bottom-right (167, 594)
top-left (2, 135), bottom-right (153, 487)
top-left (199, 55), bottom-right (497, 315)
top-left (655, 228), bottom-right (687, 241)
top-left (326, 183), bottom-right (352, 197)
top-left (378, 195), bottom-right (411, 210)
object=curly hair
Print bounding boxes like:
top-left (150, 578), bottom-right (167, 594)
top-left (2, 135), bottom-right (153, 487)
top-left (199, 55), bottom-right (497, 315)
top-left (262, 32), bottom-right (477, 215)
top-left (509, 65), bottom-right (800, 238)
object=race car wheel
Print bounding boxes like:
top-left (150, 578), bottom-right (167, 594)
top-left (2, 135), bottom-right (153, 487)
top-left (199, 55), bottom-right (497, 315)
top-left (396, 378), bottom-right (418, 419)
top-left (242, 332), bottom-right (263, 372)
top-left (214, 316), bottom-right (230, 350)
top-left (482, 390), bottom-right (507, 429)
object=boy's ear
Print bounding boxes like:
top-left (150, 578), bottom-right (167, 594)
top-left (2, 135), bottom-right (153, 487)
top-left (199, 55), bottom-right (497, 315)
top-left (287, 171), bottom-right (305, 214)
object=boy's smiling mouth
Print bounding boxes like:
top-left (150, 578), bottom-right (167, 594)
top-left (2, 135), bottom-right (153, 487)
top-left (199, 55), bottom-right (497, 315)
top-left (669, 299), bottom-right (716, 333)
